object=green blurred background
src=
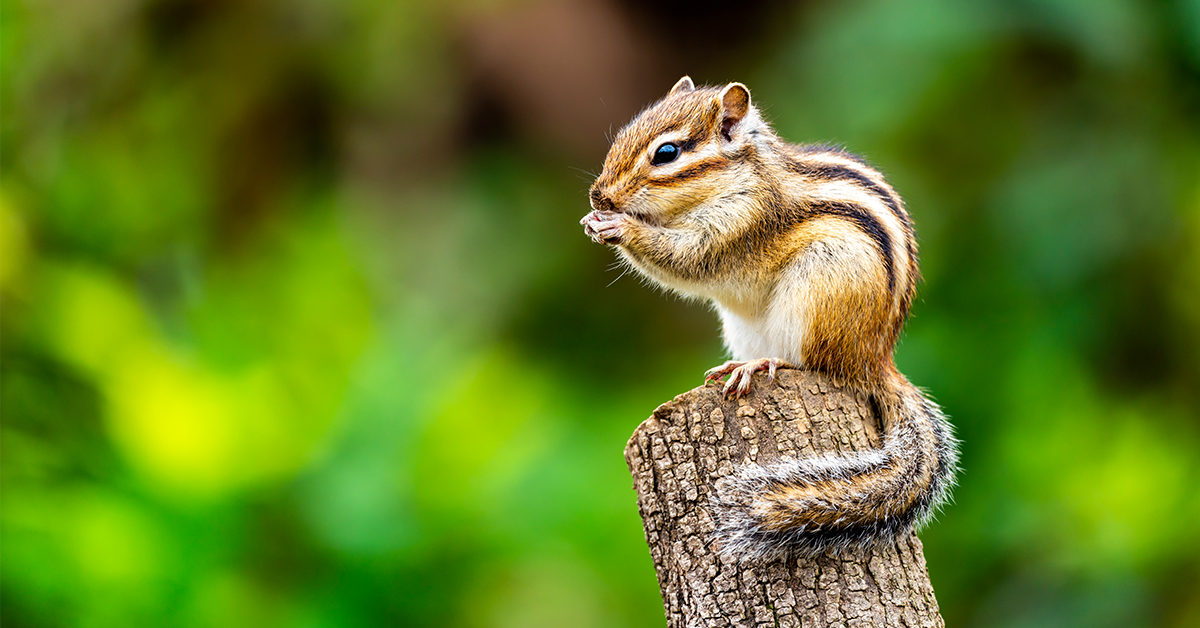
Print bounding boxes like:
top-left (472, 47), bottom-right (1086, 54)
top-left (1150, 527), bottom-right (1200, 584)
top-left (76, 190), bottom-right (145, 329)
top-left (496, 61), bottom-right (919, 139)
top-left (3, 0), bottom-right (1199, 626)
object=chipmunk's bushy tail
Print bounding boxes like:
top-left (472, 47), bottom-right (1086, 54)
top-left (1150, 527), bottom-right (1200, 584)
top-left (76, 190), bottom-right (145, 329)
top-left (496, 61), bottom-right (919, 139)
top-left (711, 374), bottom-right (958, 559)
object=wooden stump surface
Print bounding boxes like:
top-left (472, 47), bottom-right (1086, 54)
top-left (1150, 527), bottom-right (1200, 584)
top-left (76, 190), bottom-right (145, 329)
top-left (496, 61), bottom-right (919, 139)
top-left (624, 369), bottom-right (944, 628)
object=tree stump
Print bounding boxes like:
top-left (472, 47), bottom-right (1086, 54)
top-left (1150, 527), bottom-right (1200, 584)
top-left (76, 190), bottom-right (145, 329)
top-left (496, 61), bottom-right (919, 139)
top-left (624, 369), bottom-right (944, 628)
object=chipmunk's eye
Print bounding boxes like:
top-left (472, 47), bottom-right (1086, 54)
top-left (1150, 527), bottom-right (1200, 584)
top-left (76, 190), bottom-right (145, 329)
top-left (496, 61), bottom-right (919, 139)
top-left (651, 142), bottom-right (679, 165)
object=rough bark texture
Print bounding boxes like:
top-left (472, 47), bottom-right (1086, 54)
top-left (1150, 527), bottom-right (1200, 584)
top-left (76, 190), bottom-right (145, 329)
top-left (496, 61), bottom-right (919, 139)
top-left (624, 369), bottom-right (944, 628)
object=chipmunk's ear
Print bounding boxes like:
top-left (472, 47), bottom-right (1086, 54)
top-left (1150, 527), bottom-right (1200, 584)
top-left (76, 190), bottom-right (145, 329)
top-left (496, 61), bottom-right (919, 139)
top-left (718, 82), bottom-right (751, 141)
top-left (669, 76), bottom-right (695, 96)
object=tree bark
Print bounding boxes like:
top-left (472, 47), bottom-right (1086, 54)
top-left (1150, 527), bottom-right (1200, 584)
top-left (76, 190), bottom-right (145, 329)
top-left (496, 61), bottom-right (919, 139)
top-left (624, 369), bottom-right (944, 628)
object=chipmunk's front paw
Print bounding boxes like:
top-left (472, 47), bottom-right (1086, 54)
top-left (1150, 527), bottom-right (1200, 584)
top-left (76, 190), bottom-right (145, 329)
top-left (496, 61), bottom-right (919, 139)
top-left (705, 358), bottom-right (792, 399)
top-left (581, 210), bottom-right (630, 245)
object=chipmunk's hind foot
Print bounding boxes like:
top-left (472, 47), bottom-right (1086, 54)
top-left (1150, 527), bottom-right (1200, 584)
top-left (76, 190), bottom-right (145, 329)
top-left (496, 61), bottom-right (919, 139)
top-left (705, 358), bottom-right (793, 398)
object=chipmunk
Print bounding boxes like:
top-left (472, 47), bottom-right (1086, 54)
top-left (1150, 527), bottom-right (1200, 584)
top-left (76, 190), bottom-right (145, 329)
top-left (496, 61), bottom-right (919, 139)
top-left (580, 77), bottom-right (958, 559)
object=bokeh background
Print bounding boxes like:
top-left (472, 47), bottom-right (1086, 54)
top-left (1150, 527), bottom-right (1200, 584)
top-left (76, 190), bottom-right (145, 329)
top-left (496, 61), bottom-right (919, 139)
top-left (3, 0), bottom-right (1200, 626)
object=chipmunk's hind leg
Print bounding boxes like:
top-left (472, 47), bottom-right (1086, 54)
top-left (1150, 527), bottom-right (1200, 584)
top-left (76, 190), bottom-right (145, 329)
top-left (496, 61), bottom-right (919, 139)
top-left (705, 358), bottom-right (793, 398)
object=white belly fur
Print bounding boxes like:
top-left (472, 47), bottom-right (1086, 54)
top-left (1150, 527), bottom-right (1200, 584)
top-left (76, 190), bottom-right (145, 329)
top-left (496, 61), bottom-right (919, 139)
top-left (715, 298), bottom-right (807, 366)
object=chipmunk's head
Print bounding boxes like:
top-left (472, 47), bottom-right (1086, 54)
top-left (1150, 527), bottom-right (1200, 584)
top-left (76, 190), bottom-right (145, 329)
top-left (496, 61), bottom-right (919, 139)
top-left (589, 77), bottom-right (771, 224)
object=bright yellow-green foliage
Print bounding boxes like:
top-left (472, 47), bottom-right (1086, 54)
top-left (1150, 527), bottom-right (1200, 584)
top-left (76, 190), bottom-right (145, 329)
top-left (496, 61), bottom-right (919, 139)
top-left (3, 0), bottom-right (1199, 627)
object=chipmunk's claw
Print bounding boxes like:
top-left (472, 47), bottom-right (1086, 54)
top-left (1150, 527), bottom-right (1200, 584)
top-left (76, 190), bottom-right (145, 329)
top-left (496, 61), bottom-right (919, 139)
top-left (705, 358), bottom-right (791, 399)
top-left (705, 361), bottom-right (740, 383)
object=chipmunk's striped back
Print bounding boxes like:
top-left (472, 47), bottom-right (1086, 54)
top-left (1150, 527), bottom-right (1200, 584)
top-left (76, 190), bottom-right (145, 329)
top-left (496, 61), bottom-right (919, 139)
top-left (582, 77), bottom-right (958, 559)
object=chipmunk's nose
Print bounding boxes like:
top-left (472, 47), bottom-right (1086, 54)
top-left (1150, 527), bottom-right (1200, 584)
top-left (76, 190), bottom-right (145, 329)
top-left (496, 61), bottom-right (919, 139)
top-left (589, 187), bottom-right (616, 212)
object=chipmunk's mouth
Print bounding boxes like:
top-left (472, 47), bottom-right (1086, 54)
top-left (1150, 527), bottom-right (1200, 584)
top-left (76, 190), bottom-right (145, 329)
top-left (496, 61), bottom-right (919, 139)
top-left (588, 188), bottom-right (664, 226)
